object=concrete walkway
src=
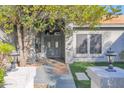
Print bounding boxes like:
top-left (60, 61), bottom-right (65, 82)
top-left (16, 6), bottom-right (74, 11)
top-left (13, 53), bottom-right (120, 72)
top-left (4, 67), bottom-right (36, 88)
top-left (4, 59), bottom-right (76, 88)
top-left (55, 65), bottom-right (76, 88)
top-left (34, 65), bottom-right (50, 88)
top-left (34, 59), bottom-right (76, 88)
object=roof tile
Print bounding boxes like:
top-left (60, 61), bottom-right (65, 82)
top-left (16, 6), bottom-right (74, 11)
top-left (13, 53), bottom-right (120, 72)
top-left (100, 15), bottom-right (124, 24)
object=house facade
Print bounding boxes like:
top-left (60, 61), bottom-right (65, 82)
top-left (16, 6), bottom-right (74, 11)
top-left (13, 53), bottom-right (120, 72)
top-left (66, 26), bottom-right (124, 63)
top-left (34, 15), bottom-right (124, 64)
top-left (1, 16), bottom-right (124, 64)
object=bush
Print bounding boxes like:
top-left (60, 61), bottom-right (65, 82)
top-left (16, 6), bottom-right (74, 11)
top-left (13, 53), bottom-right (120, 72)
top-left (0, 41), bottom-right (15, 87)
top-left (0, 41), bottom-right (15, 54)
top-left (0, 68), bottom-right (4, 87)
top-left (0, 41), bottom-right (15, 69)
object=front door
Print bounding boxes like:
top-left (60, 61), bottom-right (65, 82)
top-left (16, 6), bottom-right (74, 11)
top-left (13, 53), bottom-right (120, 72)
top-left (44, 34), bottom-right (62, 58)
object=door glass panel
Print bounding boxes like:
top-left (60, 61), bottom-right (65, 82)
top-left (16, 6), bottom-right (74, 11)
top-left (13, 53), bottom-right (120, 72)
top-left (48, 42), bottom-right (51, 48)
top-left (55, 41), bottom-right (59, 48)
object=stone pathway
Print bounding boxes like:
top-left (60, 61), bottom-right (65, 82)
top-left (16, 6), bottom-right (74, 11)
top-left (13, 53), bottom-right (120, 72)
top-left (34, 65), bottom-right (50, 88)
top-left (34, 59), bottom-right (76, 88)
top-left (55, 65), bottom-right (76, 88)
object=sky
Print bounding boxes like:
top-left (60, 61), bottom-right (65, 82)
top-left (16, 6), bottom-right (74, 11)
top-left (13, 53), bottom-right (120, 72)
top-left (113, 5), bottom-right (124, 14)
top-left (121, 6), bottom-right (124, 14)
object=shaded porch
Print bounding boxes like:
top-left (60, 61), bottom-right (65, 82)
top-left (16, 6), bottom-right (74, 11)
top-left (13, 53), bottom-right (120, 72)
top-left (34, 30), bottom-right (65, 63)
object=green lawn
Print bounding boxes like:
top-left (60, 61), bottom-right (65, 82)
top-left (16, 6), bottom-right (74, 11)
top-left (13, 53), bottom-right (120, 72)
top-left (69, 62), bottom-right (124, 88)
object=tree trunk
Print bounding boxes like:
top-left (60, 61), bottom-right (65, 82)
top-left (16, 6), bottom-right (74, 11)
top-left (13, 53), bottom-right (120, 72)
top-left (17, 25), bottom-right (26, 66)
top-left (23, 28), bottom-right (36, 64)
top-left (17, 25), bottom-right (36, 66)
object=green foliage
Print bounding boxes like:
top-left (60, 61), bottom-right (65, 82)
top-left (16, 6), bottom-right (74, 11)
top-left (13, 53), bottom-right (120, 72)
top-left (0, 6), bottom-right (15, 33)
top-left (0, 68), bottom-right (4, 87)
top-left (0, 41), bottom-right (15, 69)
top-left (0, 41), bottom-right (15, 54)
top-left (0, 42), bottom-right (15, 87)
top-left (8, 56), bottom-right (14, 63)
top-left (0, 5), bottom-right (122, 34)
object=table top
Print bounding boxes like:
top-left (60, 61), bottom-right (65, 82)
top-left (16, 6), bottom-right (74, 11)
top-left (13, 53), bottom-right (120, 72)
top-left (87, 66), bottom-right (124, 78)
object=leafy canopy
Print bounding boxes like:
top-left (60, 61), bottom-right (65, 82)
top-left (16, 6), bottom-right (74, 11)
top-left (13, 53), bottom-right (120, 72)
top-left (0, 5), bottom-right (122, 33)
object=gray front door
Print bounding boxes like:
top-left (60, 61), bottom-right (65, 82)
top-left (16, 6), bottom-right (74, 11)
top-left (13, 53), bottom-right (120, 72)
top-left (44, 35), bottom-right (62, 58)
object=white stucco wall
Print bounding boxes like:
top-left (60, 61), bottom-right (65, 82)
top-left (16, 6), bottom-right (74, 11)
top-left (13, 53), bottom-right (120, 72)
top-left (65, 29), bottom-right (124, 63)
top-left (0, 29), bottom-right (15, 44)
top-left (0, 29), bottom-right (8, 41)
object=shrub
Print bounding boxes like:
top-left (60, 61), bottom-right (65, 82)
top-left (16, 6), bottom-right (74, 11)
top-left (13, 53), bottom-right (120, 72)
top-left (0, 41), bottom-right (15, 54)
top-left (0, 41), bottom-right (15, 87)
top-left (0, 41), bottom-right (15, 69)
top-left (0, 68), bottom-right (4, 87)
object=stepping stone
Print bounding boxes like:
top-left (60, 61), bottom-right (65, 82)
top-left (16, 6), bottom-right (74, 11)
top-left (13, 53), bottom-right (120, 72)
top-left (75, 72), bottom-right (89, 80)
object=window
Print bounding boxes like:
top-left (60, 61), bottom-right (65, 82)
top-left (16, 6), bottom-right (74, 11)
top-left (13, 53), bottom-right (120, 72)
top-left (76, 34), bottom-right (88, 54)
top-left (76, 34), bottom-right (102, 54)
top-left (90, 34), bottom-right (102, 54)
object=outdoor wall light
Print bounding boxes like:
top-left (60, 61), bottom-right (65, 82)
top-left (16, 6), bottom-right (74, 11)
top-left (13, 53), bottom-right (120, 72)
top-left (10, 50), bottom-right (20, 70)
top-left (105, 48), bottom-right (117, 72)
